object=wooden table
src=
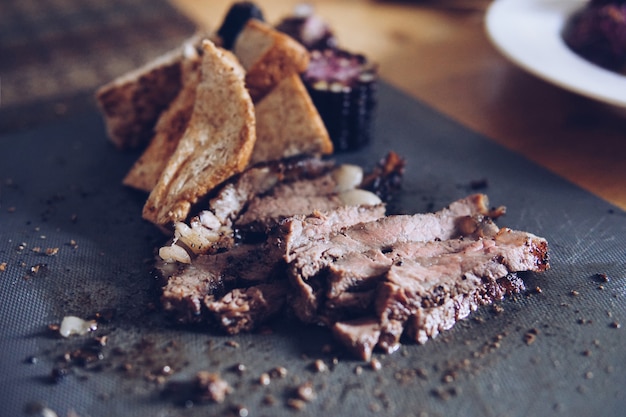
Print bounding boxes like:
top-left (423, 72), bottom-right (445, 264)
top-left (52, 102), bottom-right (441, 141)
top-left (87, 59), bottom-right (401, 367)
top-left (171, 0), bottom-right (626, 210)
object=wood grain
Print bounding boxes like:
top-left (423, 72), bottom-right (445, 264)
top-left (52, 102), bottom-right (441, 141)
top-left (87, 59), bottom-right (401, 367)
top-left (170, 0), bottom-right (626, 210)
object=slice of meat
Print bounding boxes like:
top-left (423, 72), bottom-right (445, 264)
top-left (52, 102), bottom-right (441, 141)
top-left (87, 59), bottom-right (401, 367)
top-left (404, 274), bottom-right (525, 345)
top-left (205, 282), bottom-right (289, 334)
top-left (286, 194), bottom-right (503, 322)
top-left (160, 243), bottom-right (281, 323)
top-left (283, 197), bottom-right (549, 359)
top-left (209, 156), bottom-right (336, 226)
top-left (167, 157), bottom-right (385, 257)
top-left (332, 318), bottom-right (381, 361)
top-left (373, 229), bottom-right (547, 353)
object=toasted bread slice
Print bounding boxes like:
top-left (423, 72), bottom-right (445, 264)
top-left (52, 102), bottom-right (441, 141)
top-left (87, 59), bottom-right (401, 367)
top-left (123, 45), bottom-right (203, 192)
top-left (233, 19), bottom-right (309, 102)
top-left (142, 40), bottom-right (256, 226)
top-left (251, 73), bottom-right (332, 165)
top-left (95, 33), bottom-right (206, 149)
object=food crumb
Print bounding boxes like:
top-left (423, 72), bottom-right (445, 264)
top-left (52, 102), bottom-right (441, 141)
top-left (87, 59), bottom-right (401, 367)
top-left (45, 248), bottom-right (59, 256)
top-left (584, 371), bottom-right (594, 380)
top-left (491, 304), bottom-right (504, 314)
top-left (581, 349), bottom-right (592, 357)
top-left (58, 316), bottom-right (97, 337)
top-left (609, 321), bottom-right (621, 329)
top-left (232, 363), bottom-right (246, 375)
top-left (194, 371), bottom-right (232, 403)
top-left (287, 398), bottom-right (307, 411)
top-left (369, 358), bottom-right (382, 371)
top-left (321, 344), bottom-right (333, 354)
top-left (24, 403), bottom-right (59, 417)
top-left (262, 394), bottom-right (276, 406)
top-left (25, 355), bottom-right (38, 364)
top-left (594, 273), bottom-right (610, 283)
top-left (570, 290), bottom-right (580, 297)
top-left (311, 359), bottom-right (327, 373)
top-left (259, 373), bottom-right (270, 386)
top-left (0, 262), bottom-right (6, 272)
top-left (523, 328), bottom-right (539, 345)
top-left (269, 366), bottom-right (288, 379)
top-left (368, 402), bottom-right (382, 412)
top-left (225, 340), bottom-right (240, 348)
top-left (230, 405), bottom-right (248, 417)
top-left (354, 365), bottom-right (363, 375)
top-left (295, 381), bottom-right (316, 402)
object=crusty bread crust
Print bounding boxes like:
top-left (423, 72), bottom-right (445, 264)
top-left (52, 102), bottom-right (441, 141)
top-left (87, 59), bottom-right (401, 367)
top-left (95, 33), bottom-right (209, 149)
top-left (142, 40), bottom-right (256, 226)
top-left (95, 49), bottom-right (183, 150)
top-left (234, 19), bottom-right (309, 102)
top-left (123, 48), bottom-right (203, 192)
top-left (251, 73), bottom-right (332, 164)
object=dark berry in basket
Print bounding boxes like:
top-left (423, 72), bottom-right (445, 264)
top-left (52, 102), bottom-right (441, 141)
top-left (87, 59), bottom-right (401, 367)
top-left (563, 1), bottom-right (626, 73)
top-left (275, 4), bottom-right (338, 51)
top-left (302, 49), bottom-right (378, 152)
top-left (217, 1), bottom-right (265, 49)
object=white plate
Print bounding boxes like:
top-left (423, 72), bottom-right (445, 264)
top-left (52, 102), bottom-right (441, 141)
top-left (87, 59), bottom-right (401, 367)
top-left (485, 0), bottom-right (626, 108)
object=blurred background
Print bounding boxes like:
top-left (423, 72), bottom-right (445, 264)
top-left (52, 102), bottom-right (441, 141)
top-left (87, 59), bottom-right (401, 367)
top-left (0, 0), bottom-right (494, 133)
top-left (1, 0), bottom-right (625, 209)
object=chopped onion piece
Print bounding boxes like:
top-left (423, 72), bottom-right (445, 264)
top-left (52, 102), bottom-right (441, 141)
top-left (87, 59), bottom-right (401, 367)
top-left (333, 164), bottom-right (363, 192)
top-left (59, 315), bottom-right (97, 338)
top-left (339, 189), bottom-right (382, 206)
top-left (159, 244), bottom-right (192, 264)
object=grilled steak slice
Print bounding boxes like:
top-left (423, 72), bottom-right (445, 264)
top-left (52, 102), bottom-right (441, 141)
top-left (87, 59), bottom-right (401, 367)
top-left (160, 243), bottom-right (283, 323)
top-left (404, 274), bottom-right (525, 346)
top-left (167, 156), bottom-right (387, 258)
top-left (331, 318), bottom-right (382, 361)
top-left (275, 204), bottom-right (387, 256)
top-left (210, 156), bottom-right (336, 226)
top-left (286, 194), bottom-right (504, 322)
top-left (158, 178), bottom-right (549, 359)
top-left (159, 203), bottom-right (387, 330)
top-left (284, 196), bottom-right (549, 359)
top-left (205, 282), bottom-right (289, 334)
top-left (373, 229), bottom-right (547, 353)
top-left (235, 172), bottom-right (345, 236)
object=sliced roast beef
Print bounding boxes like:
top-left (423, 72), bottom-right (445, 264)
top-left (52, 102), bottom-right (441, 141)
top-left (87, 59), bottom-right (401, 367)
top-left (210, 156), bottom-right (336, 226)
top-left (331, 318), bottom-right (382, 361)
top-left (404, 274), bottom-right (525, 346)
top-left (166, 156), bottom-right (386, 258)
top-left (283, 198), bottom-right (549, 359)
top-left (205, 282), bottom-right (289, 334)
top-left (156, 152), bottom-right (550, 361)
top-left (160, 243), bottom-right (284, 323)
top-left (285, 194), bottom-right (506, 323)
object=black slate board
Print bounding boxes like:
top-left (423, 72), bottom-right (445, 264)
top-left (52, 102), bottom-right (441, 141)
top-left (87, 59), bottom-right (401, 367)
top-left (1, 83), bottom-right (625, 417)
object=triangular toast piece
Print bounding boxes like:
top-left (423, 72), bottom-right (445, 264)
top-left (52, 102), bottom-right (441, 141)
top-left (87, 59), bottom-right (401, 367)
top-left (142, 40), bottom-right (256, 226)
top-left (233, 19), bottom-right (309, 102)
top-left (251, 73), bottom-right (333, 164)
